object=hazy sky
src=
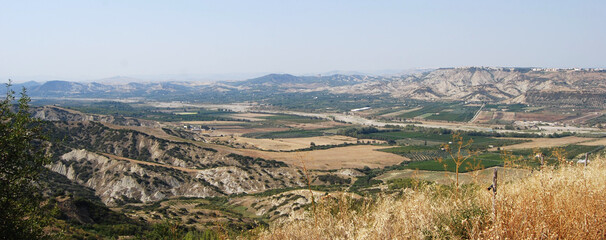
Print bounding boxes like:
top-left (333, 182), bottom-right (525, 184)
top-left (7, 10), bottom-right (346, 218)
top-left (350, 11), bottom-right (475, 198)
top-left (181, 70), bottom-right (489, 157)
top-left (1, 0), bottom-right (605, 82)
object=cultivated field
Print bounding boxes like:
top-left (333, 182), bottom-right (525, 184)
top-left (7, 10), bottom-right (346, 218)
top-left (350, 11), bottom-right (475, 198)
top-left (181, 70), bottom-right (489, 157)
top-left (181, 120), bottom-right (251, 125)
top-left (578, 138), bottom-right (606, 146)
top-left (211, 127), bottom-right (290, 136)
top-left (227, 135), bottom-right (382, 151)
top-left (490, 136), bottom-right (594, 150)
top-left (471, 111), bottom-right (495, 123)
top-left (242, 145), bottom-right (408, 170)
top-left (230, 113), bottom-right (276, 121)
top-left (284, 121), bottom-right (347, 130)
top-left (380, 107), bottom-right (422, 118)
top-left (472, 111), bottom-right (516, 123)
top-left (515, 112), bottom-right (571, 122)
top-left (377, 167), bottom-right (531, 185)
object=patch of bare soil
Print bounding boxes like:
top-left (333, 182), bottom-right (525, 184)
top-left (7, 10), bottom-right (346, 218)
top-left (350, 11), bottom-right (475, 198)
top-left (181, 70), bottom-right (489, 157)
top-left (212, 127), bottom-right (290, 136)
top-left (472, 111), bottom-right (494, 123)
top-left (240, 145), bottom-right (408, 170)
top-left (494, 111), bottom-right (516, 121)
top-left (578, 138), bottom-right (606, 146)
top-left (490, 136), bottom-right (594, 151)
top-left (228, 135), bottom-right (362, 151)
top-left (515, 112), bottom-right (570, 122)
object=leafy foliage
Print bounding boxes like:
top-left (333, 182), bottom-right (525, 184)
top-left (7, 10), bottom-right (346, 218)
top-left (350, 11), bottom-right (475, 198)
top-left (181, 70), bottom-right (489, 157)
top-left (227, 153), bottom-right (288, 168)
top-left (317, 174), bottom-right (351, 185)
top-left (0, 83), bottom-right (50, 239)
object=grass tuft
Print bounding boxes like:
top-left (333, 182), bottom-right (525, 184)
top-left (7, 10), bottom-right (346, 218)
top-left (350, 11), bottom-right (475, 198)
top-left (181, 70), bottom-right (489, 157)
top-left (259, 154), bottom-right (606, 239)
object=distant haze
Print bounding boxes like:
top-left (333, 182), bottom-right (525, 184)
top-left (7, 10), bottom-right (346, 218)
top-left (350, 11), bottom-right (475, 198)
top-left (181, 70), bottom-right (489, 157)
top-left (1, 0), bottom-right (605, 83)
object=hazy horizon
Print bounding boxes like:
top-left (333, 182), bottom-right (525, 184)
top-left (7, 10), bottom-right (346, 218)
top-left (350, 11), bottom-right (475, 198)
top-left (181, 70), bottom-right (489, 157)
top-left (2, 1), bottom-right (605, 82)
top-left (5, 66), bottom-right (606, 84)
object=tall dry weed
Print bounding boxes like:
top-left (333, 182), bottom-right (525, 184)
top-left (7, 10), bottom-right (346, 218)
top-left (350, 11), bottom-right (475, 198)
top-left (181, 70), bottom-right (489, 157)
top-left (486, 154), bottom-right (606, 239)
top-left (259, 154), bottom-right (606, 239)
top-left (259, 185), bottom-right (489, 240)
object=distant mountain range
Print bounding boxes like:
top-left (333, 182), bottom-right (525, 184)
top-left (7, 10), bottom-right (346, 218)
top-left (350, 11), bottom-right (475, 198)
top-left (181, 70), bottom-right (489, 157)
top-left (6, 67), bottom-right (606, 107)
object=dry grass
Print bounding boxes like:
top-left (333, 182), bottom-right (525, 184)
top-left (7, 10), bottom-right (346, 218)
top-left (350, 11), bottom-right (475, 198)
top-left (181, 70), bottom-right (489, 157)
top-left (228, 136), bottom-right (383, 151)
top-left (212, 127), bottom-right (290, 136)
top-left (259, 187), bottom-right (488, 239)
top-left (578, 138), bottom-right (606, 146)
top-left (258, 155), bottom-right (606, 239)
top-left (491, 136), bottom-right (594, 151)
top-left (230, 136), bottom-right (359, 151)
top-left (488, 158), bottom-right (606, 239)
top-left (247, 145), bottom-right (408, 170)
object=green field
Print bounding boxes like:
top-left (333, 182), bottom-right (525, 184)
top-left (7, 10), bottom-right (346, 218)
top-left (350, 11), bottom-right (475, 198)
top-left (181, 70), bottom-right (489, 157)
top-left (174, 112), bottom-right (198, 115)
top-left (379, 145), bottom-right (449, 161)
top-left (241, 129), bottom-right (328, 139)
top-left (425, 106), bottom-right (480, 122)
top-left (397, 103), bottom-right (452, 119)
top-left (483, 103), bottom-right (530, 112)
top-left (260, 114), bottom-right (325, 123)
top-left (417, 113), bottom-right (434, 119)
top-left (365, 131), bottom-right (525, 149)
top-left (396, 145), bottom-right (604, 173)
top-left (391, 102), bottom-right (481, 122)
top-left (365, 131), bottom-right (453, 141)
top-left (67, 101), bottom-right (242, 122)
top-left (403, 156), bottom-right (502, 173)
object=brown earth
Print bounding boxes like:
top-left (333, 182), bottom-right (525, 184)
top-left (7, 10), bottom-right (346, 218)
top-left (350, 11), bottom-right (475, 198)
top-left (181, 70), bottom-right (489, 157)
top-left (495, 112), bottom-right (516, 121)
top-left (239, 145), bottom-right (408, 170)
top-left (514, 112), bottom-right (570, 122)
top-left (490, 136), bottom-right (594, 151)
top-left (578, 138), bottom-right (606, 146)
top-left (472, 111), bottom-right (494, 123)
top-left (225, 136), bottom-right (384, 151)
top-left (212, 127), bottom-right (290, 136)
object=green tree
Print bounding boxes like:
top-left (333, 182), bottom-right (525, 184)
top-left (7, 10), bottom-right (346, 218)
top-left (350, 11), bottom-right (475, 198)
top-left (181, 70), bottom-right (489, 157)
top-left (0, 82), bottom-right (50, 239)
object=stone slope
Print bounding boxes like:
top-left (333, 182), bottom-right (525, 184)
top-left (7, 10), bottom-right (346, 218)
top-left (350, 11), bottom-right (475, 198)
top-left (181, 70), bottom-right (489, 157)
top-left (329, 67), bottom-right (606, 103)
top-left (39, 110), bottom-right (309, 205)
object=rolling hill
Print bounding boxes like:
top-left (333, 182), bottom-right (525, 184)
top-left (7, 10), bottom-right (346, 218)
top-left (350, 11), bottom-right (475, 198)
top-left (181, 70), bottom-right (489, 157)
top-left (7, 67), bottom-right (606, 108)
